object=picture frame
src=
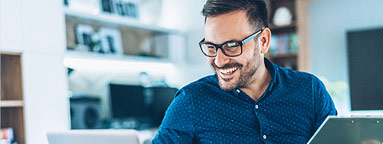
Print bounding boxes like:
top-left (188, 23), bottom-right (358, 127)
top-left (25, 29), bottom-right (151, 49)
top-left (123, 0), bottom-right (138, 18)
top-left (114, 0), bottom-right (139, 18)
top-left (98, 27), bottom-right (123, 55)
top-left (115, 0), bottom-right (126, 16)
top-left (99, 0), bottom-right (115, 14)
top-left (75, 24), bottom-right (96, 52)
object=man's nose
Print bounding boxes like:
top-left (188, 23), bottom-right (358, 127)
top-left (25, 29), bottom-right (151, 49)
top-left (214, 49), bottom-right (230, 67)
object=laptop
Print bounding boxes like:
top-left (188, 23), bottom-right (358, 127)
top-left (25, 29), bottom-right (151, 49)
top-left (47, 129), bottom-right (140, 144)
top-left (308, 116), bottom-right (383, 144)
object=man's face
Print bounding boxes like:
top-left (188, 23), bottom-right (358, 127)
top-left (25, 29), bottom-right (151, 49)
top-left (204, 10), bottom-right (262, 91)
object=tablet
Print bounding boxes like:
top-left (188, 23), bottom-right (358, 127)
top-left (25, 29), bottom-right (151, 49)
top-left (308, 116), bottom-right (383, 144)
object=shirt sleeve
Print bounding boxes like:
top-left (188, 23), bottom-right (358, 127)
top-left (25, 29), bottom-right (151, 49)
top-left (151, 89), bottom-right (195, 143)
top-left (312, 76), bottom-right (338, 134)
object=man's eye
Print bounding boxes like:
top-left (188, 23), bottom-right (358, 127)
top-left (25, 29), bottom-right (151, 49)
top-left (208, 46), bottom-right (215, 49)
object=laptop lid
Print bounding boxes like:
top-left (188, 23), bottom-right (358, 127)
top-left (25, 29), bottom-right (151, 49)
top-left (308, 116), bottom-right (383, 144)
top-left (47, 130), bottom-right (140, 144)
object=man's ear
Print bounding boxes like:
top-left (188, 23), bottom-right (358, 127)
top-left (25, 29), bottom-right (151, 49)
top-left (260, 28), bottom-right (271, 54)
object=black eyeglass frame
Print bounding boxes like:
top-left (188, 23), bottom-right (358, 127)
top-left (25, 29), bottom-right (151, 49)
top-left (199, 29), bottom-right (264, 57)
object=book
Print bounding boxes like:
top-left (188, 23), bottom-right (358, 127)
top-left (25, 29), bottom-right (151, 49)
top-left (271, 32), bottom-right (298, 55)
top-left (0, 128), bottom-right (13, 141)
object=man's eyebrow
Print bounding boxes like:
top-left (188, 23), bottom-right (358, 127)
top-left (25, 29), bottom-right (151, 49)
top-left (203, 39), bottom-right (240, 45)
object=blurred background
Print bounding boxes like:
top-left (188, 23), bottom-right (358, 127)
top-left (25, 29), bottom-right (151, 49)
top-left (1, 0), bottom-right (382, 144)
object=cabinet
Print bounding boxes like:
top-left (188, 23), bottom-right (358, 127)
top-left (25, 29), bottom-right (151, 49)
top-left (0, 52), bottom-right (25, 144)
top-left (266, 0), bottom-right (310, 71)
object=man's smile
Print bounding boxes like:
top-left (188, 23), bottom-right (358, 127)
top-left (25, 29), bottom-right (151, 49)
top-left (218, 66), bottom-right (239, 80)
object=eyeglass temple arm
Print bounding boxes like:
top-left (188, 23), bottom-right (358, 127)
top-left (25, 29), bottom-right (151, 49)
top-left (241, 29), bottom-right (263, 44)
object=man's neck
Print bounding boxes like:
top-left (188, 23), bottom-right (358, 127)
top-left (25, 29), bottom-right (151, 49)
top-left (240, 64), bottom-right (271, 102)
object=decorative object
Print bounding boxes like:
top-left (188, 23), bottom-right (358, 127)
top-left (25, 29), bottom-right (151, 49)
top-left (114, 0), bottom-right (139, 18)
top-left (98, 27), bottom-right (123, 55)
top-left (123, 0), bottom-right (139, 18)
top-left (139, 37), bottom-right (154, 56)
top-left (318, 76), bottom-right (349, 116)
top-left (318, 76), bottom-right (348, 101)
top-left (68, 0), bottom-right (100, 14)
top-left (139, 0), bottom-right (161, 24)
top-left (75, 24), bottom-right (101, 52)
top-left (272, 6), bottom-right (292, 26)
top-left (100, 0), bottom-right (115, 14)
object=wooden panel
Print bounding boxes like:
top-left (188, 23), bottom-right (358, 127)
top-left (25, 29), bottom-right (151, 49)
top-left (1, 53), bottom-right (23, 100)
top-left (1, 107), bottom-right (25, 144)
top-left (266, 0), bottom-right (299, 70)
top-left (296, 0), bottom-right (310, 72)
top-left (0, 100), bottom-right (24, 107)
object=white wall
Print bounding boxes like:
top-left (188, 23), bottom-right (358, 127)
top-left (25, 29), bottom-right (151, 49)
top-left (0, 0), bottom-right (23, 52)
top-left (160, 0), bottom-right (211, 66)
top-left (309, 0), bottom-right (383, 115)
top-left (1, 0), bottom-right (70, 144)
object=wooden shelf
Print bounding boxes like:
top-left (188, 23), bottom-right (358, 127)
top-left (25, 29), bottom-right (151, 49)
top-left (1, 53), bottom-right (25, 144)
top-left (265, 0), bottom-right (311, 71)
top-left (269, 22), bottom-right (296, 30)
top-left (0, 51), bottom-right (22, 55)
top-left (64, 8), bottom-right (180, 34)
top-left (0, 100), bottom-right (24, 107)
top-left (269, 53), bottom-right (298, 59)
top-left (64, 50), bottom-right (174, 72)
top-left (65, 50), bottom-right (170, 63)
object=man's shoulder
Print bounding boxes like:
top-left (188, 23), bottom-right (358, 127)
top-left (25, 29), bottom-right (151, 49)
top-left (275, 65), bottom-right (317, 83)
top-left (170, 75), bottom-right (219, 106)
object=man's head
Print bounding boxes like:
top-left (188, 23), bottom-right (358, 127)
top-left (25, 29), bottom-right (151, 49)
top-left (202, 0), bottom-right (269, 31)
top-left (201, 0), bottom-right (271, 91)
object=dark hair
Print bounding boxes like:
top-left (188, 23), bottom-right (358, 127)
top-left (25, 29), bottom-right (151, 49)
top-left (202, 0), bottom-right (268, 30)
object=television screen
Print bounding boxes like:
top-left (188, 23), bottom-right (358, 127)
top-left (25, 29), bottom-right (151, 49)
top-left (347, 27), bottom-right (383, 110)
top-left (109, 84), bottom-right (152, 122)
top-left (109, 84), bottom-right (177, 127)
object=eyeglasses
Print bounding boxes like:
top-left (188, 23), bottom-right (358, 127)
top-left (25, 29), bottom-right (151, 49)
top-left (199, 29), bottom-right (263, 57)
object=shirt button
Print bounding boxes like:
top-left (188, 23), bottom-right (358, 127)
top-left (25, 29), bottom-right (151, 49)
top-left (236, 89), bottom-right (240, 93)
top-left (255, 105), bottom-right (259, 109)
top-left (263, 135), bottom-right (267, 139)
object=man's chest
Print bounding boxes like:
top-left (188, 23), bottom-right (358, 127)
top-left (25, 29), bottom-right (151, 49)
top-left (192, 91), bottom-right (314, 143)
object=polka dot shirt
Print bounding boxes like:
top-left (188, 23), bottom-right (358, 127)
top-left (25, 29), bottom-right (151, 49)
top-left (152, 58), bottom-right (337, 144)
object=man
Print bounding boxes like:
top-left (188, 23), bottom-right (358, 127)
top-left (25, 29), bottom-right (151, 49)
top-left (152, 0), bottom-right (337, 143)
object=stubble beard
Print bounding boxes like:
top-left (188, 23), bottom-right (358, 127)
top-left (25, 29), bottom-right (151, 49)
top-left (212, 55), bottom-right (261, 91)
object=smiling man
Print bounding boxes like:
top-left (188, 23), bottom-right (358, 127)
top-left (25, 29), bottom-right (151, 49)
top-left (152, 0), bottom-right (337, 143)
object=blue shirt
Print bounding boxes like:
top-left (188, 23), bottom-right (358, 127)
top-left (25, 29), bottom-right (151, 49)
top-left (152, 58), bottom-right (337, 144)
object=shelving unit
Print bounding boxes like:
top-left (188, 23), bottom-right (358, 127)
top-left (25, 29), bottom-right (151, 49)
top-left (64, 8), bottom-right (178, 34)
top-left (0, 100), bottom-right (24, 107)
top-left (0, 52), bottom-right (25, 144)
top-left (63, 50), bottom-right (174, 71)
top-left (266, 0), bottom-right (310, 71)
top-left (64, 7), bottom-right (185, 64)
top-left (65, 50), bottom-right (171, 63)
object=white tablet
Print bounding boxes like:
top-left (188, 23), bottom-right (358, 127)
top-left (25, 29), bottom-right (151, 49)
top-left (308, 116), bottom-right (383, 144)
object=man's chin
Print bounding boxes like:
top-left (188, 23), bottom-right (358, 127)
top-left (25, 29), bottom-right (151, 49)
top-left (218, 77), bottom-right (237, 91)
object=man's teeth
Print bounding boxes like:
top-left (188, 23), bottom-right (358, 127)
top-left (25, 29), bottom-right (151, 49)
top-left (220, 67), bottom-right (238, 74)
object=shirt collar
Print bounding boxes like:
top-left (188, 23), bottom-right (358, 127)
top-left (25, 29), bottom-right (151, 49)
top-left (264, 58), bottom-right (277, 91)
